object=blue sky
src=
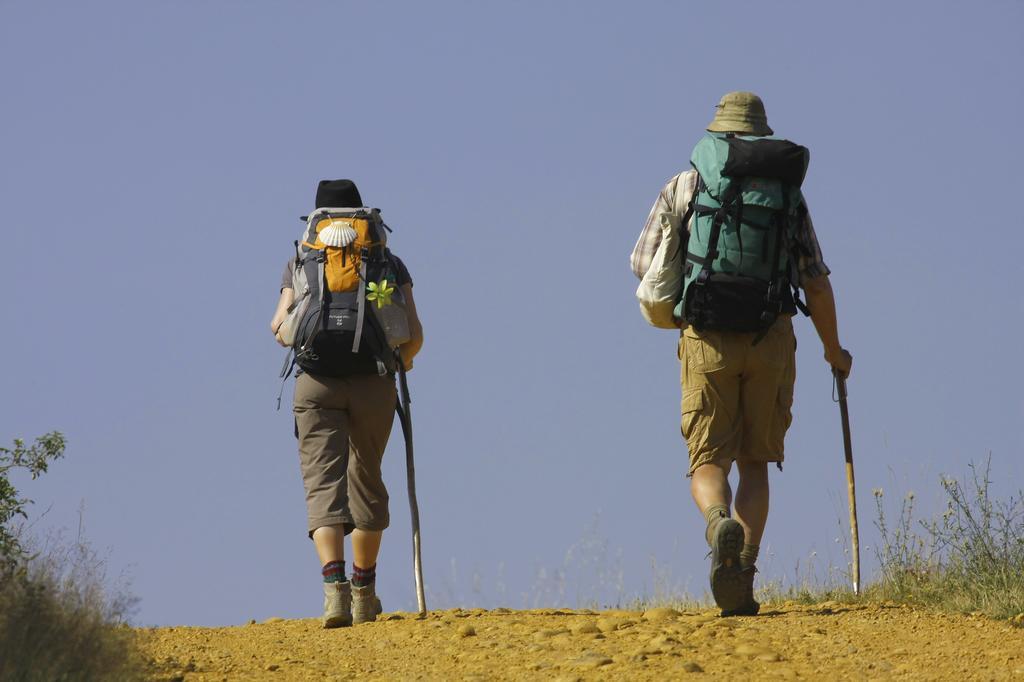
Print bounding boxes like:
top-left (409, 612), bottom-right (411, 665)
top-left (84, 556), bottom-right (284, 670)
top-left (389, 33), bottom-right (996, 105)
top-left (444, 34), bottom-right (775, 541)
top-left (2, 1), bottom-right (1022, 626)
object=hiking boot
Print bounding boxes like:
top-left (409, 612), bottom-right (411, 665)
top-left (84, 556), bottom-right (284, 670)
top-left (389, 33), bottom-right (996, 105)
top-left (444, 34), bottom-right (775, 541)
top-left (352, 583), bottom-right (383, 624)
top-left (721, 566), bottom-right (760, 617)
top-left (709, 518), bottom-right (746, 613)
top-left (322, 581), bottom-right (352, 628)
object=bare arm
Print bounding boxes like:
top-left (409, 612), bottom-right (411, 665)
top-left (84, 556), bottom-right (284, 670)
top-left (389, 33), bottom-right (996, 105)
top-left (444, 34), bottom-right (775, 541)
top-left (271, 287), bottom-right (294, 347)
top-left (399, 284), bottom-right (424, 370)
top-left (802, 274), bottom-right (852, 377)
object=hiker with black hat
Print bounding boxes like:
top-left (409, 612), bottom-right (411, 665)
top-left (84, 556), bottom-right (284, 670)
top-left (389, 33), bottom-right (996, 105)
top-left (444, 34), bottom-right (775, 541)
top-left (271, 179), bottom-right (424, 627)
top-left (631, 92), bottom-right (852, 615)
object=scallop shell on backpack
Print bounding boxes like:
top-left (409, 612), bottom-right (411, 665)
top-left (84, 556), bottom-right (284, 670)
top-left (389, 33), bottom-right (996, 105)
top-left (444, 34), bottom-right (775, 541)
top-left (318, 221), bottom-right (358, 248)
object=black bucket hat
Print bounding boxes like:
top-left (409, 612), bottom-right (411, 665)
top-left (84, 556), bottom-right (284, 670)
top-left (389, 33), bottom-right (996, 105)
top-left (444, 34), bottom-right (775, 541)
top-left (315, 179), bottom-right (363, 208)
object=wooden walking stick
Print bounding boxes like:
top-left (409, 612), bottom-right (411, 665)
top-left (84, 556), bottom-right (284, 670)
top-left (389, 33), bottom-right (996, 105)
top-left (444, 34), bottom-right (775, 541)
top-left (396, 358), bottom-right (427, 616)
top-left (834, 371), bottom-right (861, 595)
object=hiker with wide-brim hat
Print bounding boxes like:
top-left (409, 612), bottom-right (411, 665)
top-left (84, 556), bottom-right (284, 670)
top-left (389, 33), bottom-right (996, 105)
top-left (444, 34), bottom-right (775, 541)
top-left (632, 92), bottom-right (852, 615)
top-left (271, 179), bottom-right (424, 627)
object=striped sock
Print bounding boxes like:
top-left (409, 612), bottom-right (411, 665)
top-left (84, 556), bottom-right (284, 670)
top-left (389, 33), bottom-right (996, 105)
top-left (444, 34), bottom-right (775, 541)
top-left (322, 560), bottom-right (347, 583)
top-left (352, 564), bottom-right (376, 588)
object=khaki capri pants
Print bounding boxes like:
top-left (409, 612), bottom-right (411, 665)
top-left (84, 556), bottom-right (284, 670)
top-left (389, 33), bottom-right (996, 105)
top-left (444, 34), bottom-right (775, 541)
top-left (293, 371), bottom-right (398, 537)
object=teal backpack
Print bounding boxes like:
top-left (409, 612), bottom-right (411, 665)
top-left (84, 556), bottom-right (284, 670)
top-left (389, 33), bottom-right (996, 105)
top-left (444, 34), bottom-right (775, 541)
top-left (674, 132), bottom-right (810, 338)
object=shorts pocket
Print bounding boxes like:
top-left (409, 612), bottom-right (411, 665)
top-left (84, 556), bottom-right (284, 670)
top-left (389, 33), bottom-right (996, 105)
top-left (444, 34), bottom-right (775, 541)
top-left (681, 388), bottom-right (706, 441)
top-left (758, 318), bottom-right (795, 369)
top-left (683, 328), bottom-right (727, 373)
top-left (777, 385), bottom-right (794, 427)
top-left (771, 385), bottom-right (795, 452)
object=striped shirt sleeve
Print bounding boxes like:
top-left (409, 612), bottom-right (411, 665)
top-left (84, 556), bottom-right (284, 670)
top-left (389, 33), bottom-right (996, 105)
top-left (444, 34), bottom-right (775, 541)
top-left (792, 205), bottom-right (830, 283)
top-left (630, 171), bottom-right (697, 279)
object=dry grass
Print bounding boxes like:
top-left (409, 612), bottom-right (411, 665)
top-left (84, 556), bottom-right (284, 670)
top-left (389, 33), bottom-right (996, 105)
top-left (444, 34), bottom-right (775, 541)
top-left (868, 458), bottom-right (1024, 622)
top-left (0, 528), bottom-right (143, 681)
top-left (615, 458), bottom-right (1024, 625)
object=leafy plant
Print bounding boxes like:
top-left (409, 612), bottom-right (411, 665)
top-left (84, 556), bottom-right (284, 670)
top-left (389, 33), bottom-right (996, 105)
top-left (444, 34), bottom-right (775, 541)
top-left (0, 431), bottom-right (66, 567)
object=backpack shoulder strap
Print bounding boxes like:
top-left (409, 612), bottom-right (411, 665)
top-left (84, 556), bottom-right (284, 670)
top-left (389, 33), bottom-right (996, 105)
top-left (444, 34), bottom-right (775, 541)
top-left (789, 201), bottom-right (812, 316)
top-left (351, 251), bottom-right (368, 353)
top-left (668, 171), bottom-right (699, 264)
top-left (676, 171), bottom-right (701, 229)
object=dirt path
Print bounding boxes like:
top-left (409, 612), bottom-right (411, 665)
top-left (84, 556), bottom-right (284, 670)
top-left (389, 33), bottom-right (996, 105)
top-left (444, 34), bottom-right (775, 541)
top-left (141, 602), bottom-right (1024, 681)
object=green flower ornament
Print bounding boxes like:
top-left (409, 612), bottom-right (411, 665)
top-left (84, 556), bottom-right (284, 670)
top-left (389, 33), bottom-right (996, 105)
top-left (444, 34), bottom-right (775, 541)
top-left (366, 279), bottom-right (395, 308)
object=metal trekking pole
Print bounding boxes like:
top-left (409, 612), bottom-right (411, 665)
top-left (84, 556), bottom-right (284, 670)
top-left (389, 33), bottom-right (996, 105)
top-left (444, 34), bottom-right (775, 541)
top-left (396, 357), bottom-right (427, 616)
top-left (833, 370), bottom-right (861, 595)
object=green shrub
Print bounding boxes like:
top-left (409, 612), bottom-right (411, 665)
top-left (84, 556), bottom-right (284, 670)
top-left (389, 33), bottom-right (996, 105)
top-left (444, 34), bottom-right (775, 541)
top-left (1, 432), bottom-right (66, 569)
top-left (0, 433), bottom-right (144, 680)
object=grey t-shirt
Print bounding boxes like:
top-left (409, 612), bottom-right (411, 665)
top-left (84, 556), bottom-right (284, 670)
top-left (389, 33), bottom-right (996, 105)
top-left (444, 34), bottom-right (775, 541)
top-left (280, 254), bottom-right (413, 292)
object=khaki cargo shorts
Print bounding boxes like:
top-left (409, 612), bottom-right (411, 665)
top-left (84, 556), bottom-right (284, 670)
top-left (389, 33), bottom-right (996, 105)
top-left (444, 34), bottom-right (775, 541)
top-left (679, 316), bottom-right (796, 476)
top-left (293, 371), bottom-right (398, 537)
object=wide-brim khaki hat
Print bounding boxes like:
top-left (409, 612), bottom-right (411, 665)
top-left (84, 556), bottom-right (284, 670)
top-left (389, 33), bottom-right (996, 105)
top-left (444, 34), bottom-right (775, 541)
top-left (707, 91), bottom-right (773, 136)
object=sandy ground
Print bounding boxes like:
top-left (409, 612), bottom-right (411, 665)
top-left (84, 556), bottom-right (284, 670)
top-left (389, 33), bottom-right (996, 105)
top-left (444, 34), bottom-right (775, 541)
top-left (141, 602), bottom-right (1024, 681)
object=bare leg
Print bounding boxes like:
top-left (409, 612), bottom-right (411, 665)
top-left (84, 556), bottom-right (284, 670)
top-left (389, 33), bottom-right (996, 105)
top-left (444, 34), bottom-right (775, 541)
top-left (350, 528), bottom-right (383, 623)
top-left (690, 461), bottom-right (733, 514)
top-left (352, 529), bottom-right (383, 569)
top-left (312, 525), bottom-right (345, 566)
top-left (734, 461), bottom-right (770, 545)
